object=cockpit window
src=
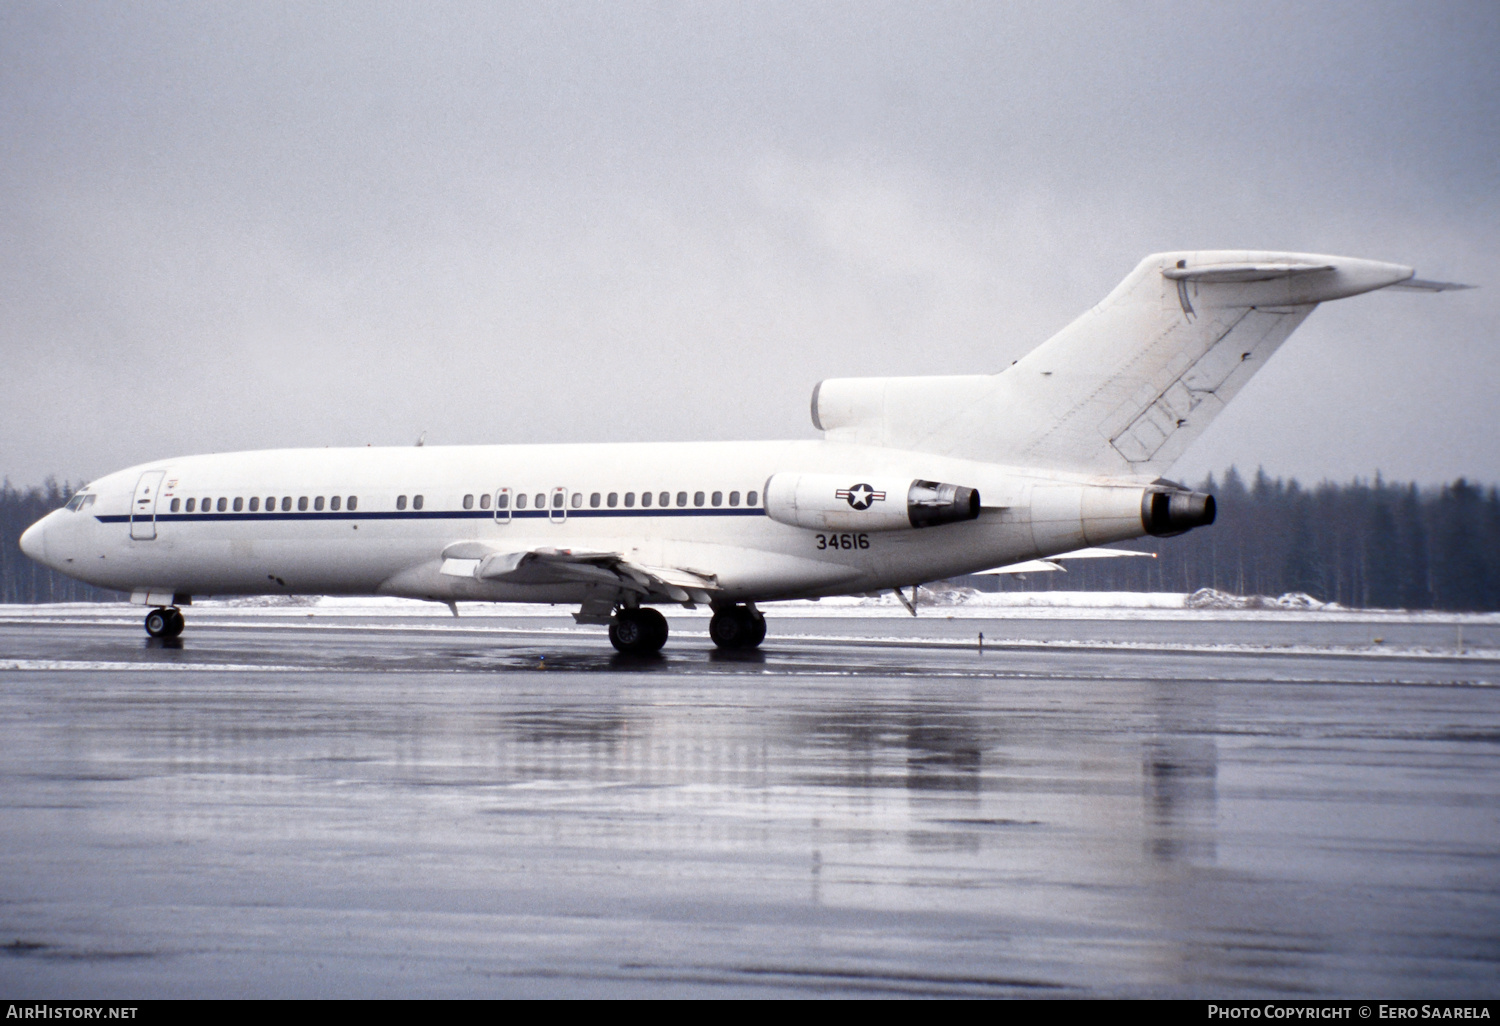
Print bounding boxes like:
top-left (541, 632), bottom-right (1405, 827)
top-left (64, 493), bottom-right (96, 512)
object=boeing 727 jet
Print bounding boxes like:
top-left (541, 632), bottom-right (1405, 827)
top-left (19, 250), bottom-right (1467, 652)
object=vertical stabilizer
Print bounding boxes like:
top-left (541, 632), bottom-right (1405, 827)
top-left (813, 251), bottom-right (1420, 477)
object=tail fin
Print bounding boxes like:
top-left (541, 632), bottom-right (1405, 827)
top-left (813, 251), bottom-right (1430, 477)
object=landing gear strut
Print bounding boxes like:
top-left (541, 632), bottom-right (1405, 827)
top-left (709, 605), bottom-right (766, 650)
top-left (144, 607), bottom-right (185, 639)
top-left (609, 607), bottom-right (668, 655)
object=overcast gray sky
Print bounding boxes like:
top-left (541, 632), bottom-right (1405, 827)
top-left (2, 1), bottom-right (1496, 489)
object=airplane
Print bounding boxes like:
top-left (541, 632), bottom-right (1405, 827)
top-left (18, 250), bottom-right (1469, 653)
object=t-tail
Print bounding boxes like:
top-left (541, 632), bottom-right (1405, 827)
top-left (812, 250), bottom-right (1470, 481)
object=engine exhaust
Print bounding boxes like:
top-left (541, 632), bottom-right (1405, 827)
top-left (1142, 488), bottom-right (1216, 537)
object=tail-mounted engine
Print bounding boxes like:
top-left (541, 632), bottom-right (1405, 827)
top-left (764, 473), bottom-right (981, 532)
top-left (1142, 485), bottom-right (1216, 537)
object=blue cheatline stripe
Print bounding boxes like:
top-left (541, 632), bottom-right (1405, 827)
top-left (97, 508), bottom-right (767, 525)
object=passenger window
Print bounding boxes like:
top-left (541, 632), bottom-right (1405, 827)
top-left (313, 496), bottom-right (324, 511)
top-left (185, 498), bottom-right (196, 513)
top-left (170, 498), bottom-right (180, 512)
top-left (712, 491), bottom-right (722, 506)
top-left (480, 493), bottom-right (490, 509)
top-left (347, 496), bottom-right (357, 511)
top-left (516, 493), bottom-right (527, 509)
top-left (608, 492), bottom-right (618, 507)
top-left (297, 497), bottom-right (308, 511)
top-left (571, 492), bottom-right (582, 508)
top-left (234, 497), bottom-right (244, 512)
top-left (202, 497), bottom-right (211, 510)
top-left (413, 495), bottom-right (424, 510)
top-left (329, 496), bottom-right (339, 511)
top-left (535, 493), bottom-right (545, 509)
top-left (676, 491), bottom-right (687, 507)
top-left (659, 491), bottom-right (670, 507)
top-left (266, 497), bottom-right (275, 510)
top-left (748, 490), bottom-right (759, 506)
top-left (396, 495), bottom-right (407, 510)
top-left (495, 492), bottom-right (507, 509)
top-left (282, 497), bottom-right (292, 512)
top-left (218, 498), bottom-right (228, 512)
top-left (463, 494), bottom-right (474, 509)
top-left (590, 493), bottom-right (601, 508)
top-left (641, 491), bottom-right (652, 507)
top-left (694, 491), bottom-right (704, 507)
top-left (250, 497), bottom-right (260, 512)
top-left (624, 492), bottom-right (635, 508)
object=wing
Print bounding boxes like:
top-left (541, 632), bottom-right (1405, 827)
top-left (438, 542), bottom-right (720, 607)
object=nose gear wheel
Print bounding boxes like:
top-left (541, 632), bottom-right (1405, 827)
top-left (144, 607), bottom-right (185, 639)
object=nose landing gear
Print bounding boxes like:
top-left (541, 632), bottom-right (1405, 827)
top-left (144, 607), bottom-right (185, 639)
top-left (709, 604), bottom-right (766, 650)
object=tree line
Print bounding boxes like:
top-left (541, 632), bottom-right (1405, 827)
top-left (3, 469), bottom-right (1499, 609)
top-left (0, 479), bottom-right (117, 603)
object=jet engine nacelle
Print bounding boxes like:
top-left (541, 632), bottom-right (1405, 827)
top-left (1028, 481), bottom-right (1217, 553)
top-left (764, 473), bottom-right (981, 532)
top-left (1142, 486), bottom-right (1216, 537)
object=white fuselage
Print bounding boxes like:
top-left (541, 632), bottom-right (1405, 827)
top-left (21, 438), bottom-right (1155, 606)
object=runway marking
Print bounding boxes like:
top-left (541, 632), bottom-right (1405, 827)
top-left (0, 659), bottom-right (314, 673)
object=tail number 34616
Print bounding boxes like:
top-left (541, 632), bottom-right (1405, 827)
top-left (815, 533), bottom-right (869, 550)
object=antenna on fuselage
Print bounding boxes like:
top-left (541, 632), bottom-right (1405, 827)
top-left (415, 431), bottom-right (426, 447)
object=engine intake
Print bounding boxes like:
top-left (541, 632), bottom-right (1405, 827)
top-left (1142, 488), bottom-right (1216, 537)
top-left (764, 473), bottom-right (982, 532)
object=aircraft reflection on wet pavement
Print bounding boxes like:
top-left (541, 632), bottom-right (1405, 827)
top-left (0, 611), bottom-right (1496, 997)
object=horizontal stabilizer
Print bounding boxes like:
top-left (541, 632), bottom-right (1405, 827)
top-left (1383, 278), bottom-right (1475, 292)
top-left (1162, 262), bottom-right (1334, 283)
top-left (975, 546), bottom-right (1157, 575)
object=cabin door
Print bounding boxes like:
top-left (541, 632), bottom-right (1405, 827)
top-left (130, 471), bottom-right (165, 540)
top-left (493, 488), bottom-right (511, 524)
top-left (549, 487), bottom-right (568, 523)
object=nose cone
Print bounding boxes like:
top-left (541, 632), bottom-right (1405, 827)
top-left (19, 516), bottom-right (48, 564)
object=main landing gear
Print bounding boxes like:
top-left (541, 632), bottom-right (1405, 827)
top-left (604, 604), bottom-right (767, 655)
top-left (609, 607), bottom-right (669, 655)
top-left (144, 607), bottom-right (185, 639)
top-left (709, 604), bottom-right (766, 651)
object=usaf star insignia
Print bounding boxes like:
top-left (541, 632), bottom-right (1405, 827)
top-left (836, 483), bottom-right (886, 510)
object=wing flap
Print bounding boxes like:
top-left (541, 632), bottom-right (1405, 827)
top-left (437, 542), bottom-right (720, 602)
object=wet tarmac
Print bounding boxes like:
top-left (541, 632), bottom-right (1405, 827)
top-left (1, 608), bottom-right (1498, 997)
